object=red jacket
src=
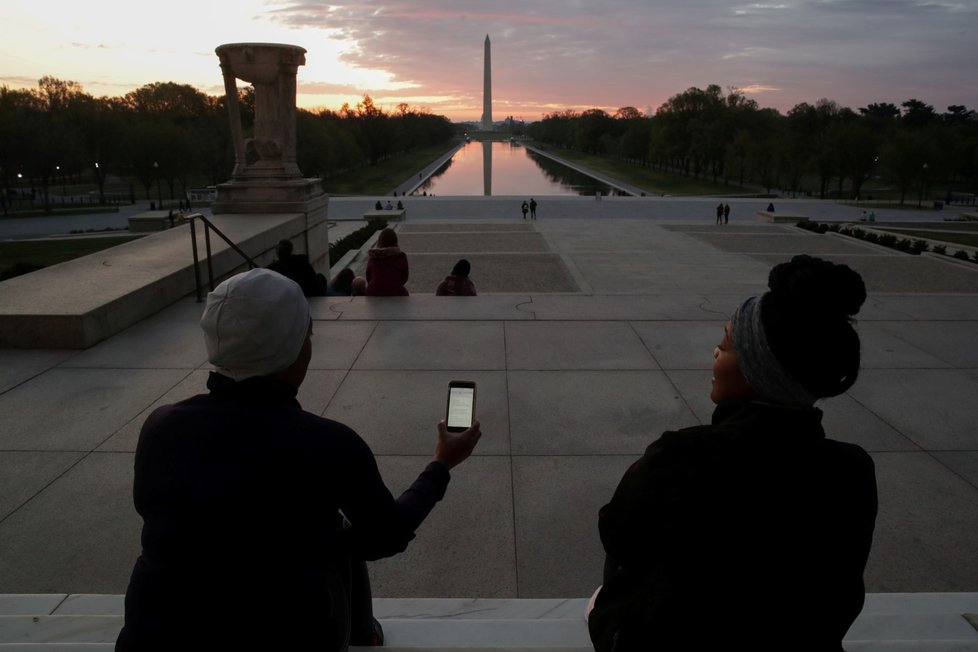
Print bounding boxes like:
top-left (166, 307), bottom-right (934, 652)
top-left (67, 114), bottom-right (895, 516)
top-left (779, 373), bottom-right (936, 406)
top-left (365, 246), bottom-right (409, 296)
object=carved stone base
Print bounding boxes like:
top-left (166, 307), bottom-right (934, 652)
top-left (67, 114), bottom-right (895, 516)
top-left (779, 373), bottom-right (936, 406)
top-left (212, 178), bottom-right (328, 215)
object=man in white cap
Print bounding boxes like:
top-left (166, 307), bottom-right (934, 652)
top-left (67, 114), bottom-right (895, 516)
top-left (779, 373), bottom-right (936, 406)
top-left (117, 268), bottom-right (481, 651)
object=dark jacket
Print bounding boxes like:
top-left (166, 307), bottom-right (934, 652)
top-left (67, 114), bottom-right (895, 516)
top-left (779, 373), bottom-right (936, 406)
top-left (365, 246), bottom-right (409, 296)
top-left (117, 373), bottom-right (449, 650)
top-left (267, 254), bottom-right (326, 297)
top-left (589, 400), bottom-right (877, 652)
top-left (435, 275), bottom-right (477, 296)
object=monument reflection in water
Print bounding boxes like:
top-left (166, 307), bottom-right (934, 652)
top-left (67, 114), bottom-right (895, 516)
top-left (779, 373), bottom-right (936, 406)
top-left (416, 141), bottom-right (627, 197)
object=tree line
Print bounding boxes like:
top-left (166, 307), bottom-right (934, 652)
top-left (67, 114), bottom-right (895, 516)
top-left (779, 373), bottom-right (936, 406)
top-left (528, 84), bottom-right (978, 204)
top-left (0, 77), bottom-right (454, 213)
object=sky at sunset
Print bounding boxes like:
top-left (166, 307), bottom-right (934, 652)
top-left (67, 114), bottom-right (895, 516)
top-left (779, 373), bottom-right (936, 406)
top-left (2, 0), bottom-right (976, 122)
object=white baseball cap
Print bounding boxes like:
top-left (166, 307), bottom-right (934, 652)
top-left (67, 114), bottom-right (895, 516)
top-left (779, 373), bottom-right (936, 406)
top-left (200, 268), bottom-right (311, 381)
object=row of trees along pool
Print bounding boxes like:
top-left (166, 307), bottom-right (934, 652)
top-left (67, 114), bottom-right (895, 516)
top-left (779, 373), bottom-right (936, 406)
top-left (527, 84), bottom-right (978, 205)
top-left (0, 77), bottom-right (453, 212)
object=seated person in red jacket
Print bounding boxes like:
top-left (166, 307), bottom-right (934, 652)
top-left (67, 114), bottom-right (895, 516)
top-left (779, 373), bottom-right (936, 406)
top-left (436, 258), bottom-right (477, 296)
top-left (588, 255), bottom-right (878, 652)
top-left (116, 268), bottom-right (481, 651)
top-left (365, 228), bottom-right (409, 296)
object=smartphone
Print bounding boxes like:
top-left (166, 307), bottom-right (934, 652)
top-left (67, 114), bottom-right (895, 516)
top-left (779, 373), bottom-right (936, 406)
top-left (446, 381), bottom-right (477, 432)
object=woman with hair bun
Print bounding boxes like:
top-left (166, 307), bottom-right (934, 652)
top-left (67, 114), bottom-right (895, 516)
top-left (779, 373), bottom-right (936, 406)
top-left (589, 255), bottom-right (878, 652)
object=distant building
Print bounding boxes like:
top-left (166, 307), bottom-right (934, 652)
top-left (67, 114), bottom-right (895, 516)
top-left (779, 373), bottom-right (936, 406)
top-left (187, 187), bottom-right (217, 202)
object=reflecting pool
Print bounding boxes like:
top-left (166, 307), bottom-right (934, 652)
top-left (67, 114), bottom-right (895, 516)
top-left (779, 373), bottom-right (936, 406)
top-left (415, 141), bottom-right (628, 197)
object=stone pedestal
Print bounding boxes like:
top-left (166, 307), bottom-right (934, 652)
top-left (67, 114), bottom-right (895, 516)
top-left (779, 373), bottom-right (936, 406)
top-left (212, 42), bottom-right (330, 272)
top-left (212, 42), bottom-right (327, 216)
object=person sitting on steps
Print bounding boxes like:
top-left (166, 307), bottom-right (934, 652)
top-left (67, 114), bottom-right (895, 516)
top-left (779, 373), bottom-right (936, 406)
top-left (365, 228), bottom-right (409, 296)
top-left (435, 259), bottom-right (477, 296)
top-left (117, 268), bottom-right (482, 651)
top-left (588, 255), bottom-right (878, 652)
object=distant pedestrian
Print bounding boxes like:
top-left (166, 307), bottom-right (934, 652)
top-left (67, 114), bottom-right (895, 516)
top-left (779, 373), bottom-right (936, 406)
top-left (716, 203), bottom-right (724, 225)
top-left (521, 201), bottom-right (529, 220)
top-left (767, 202), bottom-right (775, 212)
top-left (529, 198), bottom-right (537, 220)
top-left (723, 204), bottom-right (730, 224)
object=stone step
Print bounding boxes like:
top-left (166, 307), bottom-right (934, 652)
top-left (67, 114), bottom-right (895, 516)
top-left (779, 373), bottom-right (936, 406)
top-left (1, 595), bottom-right (976, 650)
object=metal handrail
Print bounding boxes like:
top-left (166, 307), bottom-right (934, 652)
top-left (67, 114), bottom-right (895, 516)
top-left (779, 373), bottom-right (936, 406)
top-left (184, 213), bottom-right (257, 302)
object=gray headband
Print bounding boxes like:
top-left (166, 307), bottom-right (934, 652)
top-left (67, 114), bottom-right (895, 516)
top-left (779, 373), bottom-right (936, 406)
top-left (730, 296), bottom-right (817, 407)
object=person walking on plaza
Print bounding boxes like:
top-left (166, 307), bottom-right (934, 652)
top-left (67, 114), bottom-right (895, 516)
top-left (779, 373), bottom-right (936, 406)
top-left (724, 203), bottom-right (730, 224)
top-left (588, 255), bottom-right (877, 651)
top-left (521, 200), bottom-right (529, 220)
top-left (716, 203), bottom-right (724, 224)
top-left (117, 268), bottom-right (482, 651)
top-left (529, 198), bottom-right (538, 220)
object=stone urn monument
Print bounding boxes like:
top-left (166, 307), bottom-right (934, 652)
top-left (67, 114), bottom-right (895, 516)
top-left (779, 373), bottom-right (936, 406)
top-left (213, 43), bottom-right (326, 213)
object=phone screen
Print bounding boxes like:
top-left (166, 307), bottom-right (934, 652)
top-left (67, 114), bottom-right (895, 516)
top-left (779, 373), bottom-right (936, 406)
top-left (447, 386), bottom-right (475, 431)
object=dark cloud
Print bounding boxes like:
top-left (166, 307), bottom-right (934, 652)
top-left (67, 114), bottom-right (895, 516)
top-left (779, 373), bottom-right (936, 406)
top-left (245, 0), bottom-right (978, 117)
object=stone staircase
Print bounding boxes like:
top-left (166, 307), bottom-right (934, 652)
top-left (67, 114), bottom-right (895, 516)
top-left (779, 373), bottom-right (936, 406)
top-left (2, 594), bottom-right (977, 650)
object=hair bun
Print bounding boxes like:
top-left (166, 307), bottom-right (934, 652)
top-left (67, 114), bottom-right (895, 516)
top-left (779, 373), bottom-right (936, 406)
top-left (767, 255), bottom-right (866, 318)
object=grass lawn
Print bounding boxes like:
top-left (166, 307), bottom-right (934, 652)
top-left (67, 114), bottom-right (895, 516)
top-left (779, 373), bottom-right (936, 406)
top-left (323, 142), bottom-right (459, 195)
top-left (531, 144), bottom-right (747, 196)
top-left (0, 235), bottom-right (144, 280)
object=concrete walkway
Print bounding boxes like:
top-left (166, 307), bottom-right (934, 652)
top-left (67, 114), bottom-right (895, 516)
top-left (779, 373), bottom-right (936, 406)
top-left (1, 199), bottom-right (977, 642)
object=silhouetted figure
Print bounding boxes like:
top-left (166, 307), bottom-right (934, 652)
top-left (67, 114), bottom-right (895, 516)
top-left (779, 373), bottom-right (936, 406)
top-left (267, 239), bottom-right (327, 297)
top-left (375, 201), bottom-right (383, 210)
top-left (724, 203), bottom-right (730, 224)
top-left (326, 268), bottom-right (356, 296)
top-left (529, 198), bottom-right (538, 219)
top-left (436, 259), bottom-right (477, 296)
top-left (767, 202), bottom-right (776, 212)
top-left (521, 201), bottom-right (529, 220)
top-left (116, 269), bottom-right (481, 651)
top-left (396, 200), bottom-right (404, 210)
top-left (716, 203), bottom-right (724, 225)
top-left (587, 256), bottom-right (877, 652)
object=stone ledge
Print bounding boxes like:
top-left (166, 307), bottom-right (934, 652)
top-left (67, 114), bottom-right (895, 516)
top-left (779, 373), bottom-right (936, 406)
top-left (127, 211), bottom-right (182, 233)
top-left (1, 594), bottom-right (977, 650)
top-left (0, 213), bottom-right (312, 349)
top-left (364, 209), bottom-right (406, 221)
top-left (757, 211), bottom-right (808, 223)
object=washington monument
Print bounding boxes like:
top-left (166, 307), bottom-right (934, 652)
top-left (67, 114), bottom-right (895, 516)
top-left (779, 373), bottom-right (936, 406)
top-left (481, 34), bottom-right (492, 130)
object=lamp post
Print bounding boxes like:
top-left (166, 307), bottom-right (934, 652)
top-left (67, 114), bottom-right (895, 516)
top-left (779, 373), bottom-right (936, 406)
top-left (918, 163), bottom-right (929, 209)
top-left (153, 161), bottom-right (162, 208)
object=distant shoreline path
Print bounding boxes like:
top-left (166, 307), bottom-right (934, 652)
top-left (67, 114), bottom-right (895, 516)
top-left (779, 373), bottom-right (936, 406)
top-left (520, 144), bottom-right (647, 197)
top-left (391, 142), bottom-right (466, 197)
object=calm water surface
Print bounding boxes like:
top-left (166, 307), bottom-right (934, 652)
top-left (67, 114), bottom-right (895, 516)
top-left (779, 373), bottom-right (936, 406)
top-left (416, 141), bottom-right (626, 197)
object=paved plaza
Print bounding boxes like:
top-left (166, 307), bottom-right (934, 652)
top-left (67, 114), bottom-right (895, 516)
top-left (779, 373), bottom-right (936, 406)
top-left (2, 197), bottom-right (978, 607)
